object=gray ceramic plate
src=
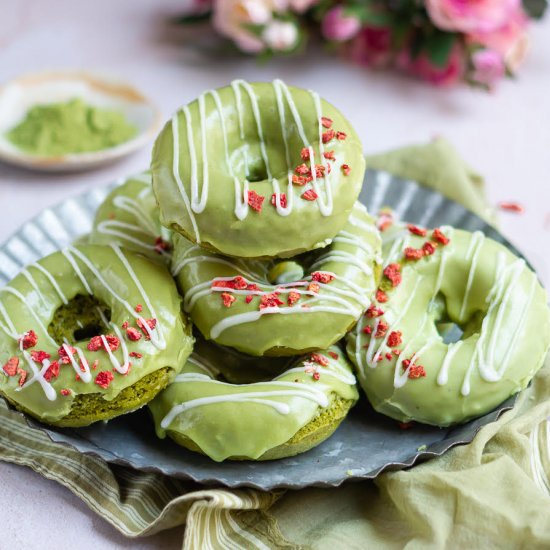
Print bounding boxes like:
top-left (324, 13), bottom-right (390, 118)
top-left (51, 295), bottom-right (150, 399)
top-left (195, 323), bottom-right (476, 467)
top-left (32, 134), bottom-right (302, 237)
top-left (0, 170), bottom-right (521, 490)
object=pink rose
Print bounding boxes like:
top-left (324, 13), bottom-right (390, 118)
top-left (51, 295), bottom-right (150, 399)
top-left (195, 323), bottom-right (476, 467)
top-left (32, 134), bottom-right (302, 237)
top-left (468, 10), bottom-right (529, 72)
top-left (321, 6), bottom-right (361, 42)
top-left (397, 43), bottom-right (465, 87)
top-left (212, 0), bottom-right (275, 53)
top-left (471, 49), bottom-right (505, 88)
top-left (262, 20), bottom-right (299, 51)
top-left (348, 26), bottom-right (393, 68)
top-left (426, 0), bottom-right (520, 34)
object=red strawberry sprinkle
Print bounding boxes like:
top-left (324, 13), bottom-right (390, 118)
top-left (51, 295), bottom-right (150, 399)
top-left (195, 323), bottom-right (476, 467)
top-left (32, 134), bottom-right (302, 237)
top-left (432, 228), bottom-right (450, 245)
top-left (20, 330), bottom-right (38, 350)
top-left (366, 304), bottom-right (384, 318)
top-left (383, 263), bottom-right (402, 287)
top-left (287, 291), bottom-right (301, 306)
top-left (221, 293), bottom-right (236, 308)
top-left (341, 164), bottom-right (351, 176)
top-left (260, 293), bottom-right (284, 309)
top-left (311, 272), bottom-right (335, 284)
top-left (328, 351), bottom-right (339, 360)
top-left (321, 116), bottom-right (333, 128)
top-left (43, 361), bottom-right (60, 382)
top-left (301, 189), bottom-right (318, 201)
top-left (336, 131), bottom-right (347, 140)
top-left (407, 224), bottom-right (427, 237)
top-left (126, 327), bottom-right (142, 341)
top-left (30, 350), bottom-right (50, 363)
top-left (95, 371), bottom-right (114, 389)
top-left (387, 331), bottom-right (402, 348)
top-left (404, 247), bottom-right (424, 261)
top-left (307, 282), bottom-right (320, 293)
top-left (247, 190), bottom-right (265, 213)
top-left (376, 289), bottom-right (388, 303)
top-left (2, 357), bottom-right (19, 376)
top-left (311, 353), bottom-right (329, 367)
top-left (271, 193), bottom-right (288, 208)
top-left (58, 345), bottom-right (76, 364)
top-left (322, 129), bottom-right (335, 143)
top-left (422, 242), bottom-right (437, 256)
top-left (323, 150), bottom-right (335, 161)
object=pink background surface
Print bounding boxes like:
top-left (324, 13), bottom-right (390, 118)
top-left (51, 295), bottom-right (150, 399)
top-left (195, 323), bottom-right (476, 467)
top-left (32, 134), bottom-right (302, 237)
top-left (0, 1), bottom-right (549, 548)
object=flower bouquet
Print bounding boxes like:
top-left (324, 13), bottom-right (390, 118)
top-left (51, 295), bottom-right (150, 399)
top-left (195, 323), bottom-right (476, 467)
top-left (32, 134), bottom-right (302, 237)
top-left (180, 0), bottom-right (547, 88)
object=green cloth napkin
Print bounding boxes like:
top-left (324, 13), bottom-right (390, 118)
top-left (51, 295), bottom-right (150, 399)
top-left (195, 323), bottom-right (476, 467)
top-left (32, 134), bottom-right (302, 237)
top-left (1, 139), bottom-right (548, 549)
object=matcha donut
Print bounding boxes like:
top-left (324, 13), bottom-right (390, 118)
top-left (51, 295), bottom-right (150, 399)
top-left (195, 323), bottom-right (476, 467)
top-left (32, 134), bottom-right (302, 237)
top-left (0, 245), bottom-right (193, 427)
top-left (149, 345), bottom-right (358, 461)
top-left (151, 79), bottom-right (366, 258)
top-left (172, 202), bottom-right (382, 356)
top-left (90, 171), bottom-right (171, 263)
top-left (347, 224), bottom-right (550, 426)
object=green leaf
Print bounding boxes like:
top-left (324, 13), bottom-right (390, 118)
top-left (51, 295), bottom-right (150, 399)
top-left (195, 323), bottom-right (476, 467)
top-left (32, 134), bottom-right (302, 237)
top-left (172, 11), bottom-right (212, 25)
top-left (522, 0), bottom-right (548, 18)
top-left (425, 32), bottom-right (457, 68)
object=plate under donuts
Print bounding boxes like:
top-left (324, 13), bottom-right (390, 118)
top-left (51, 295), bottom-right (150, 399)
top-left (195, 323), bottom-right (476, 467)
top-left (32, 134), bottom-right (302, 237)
top-left (0, 169), bottom-right (522, 490)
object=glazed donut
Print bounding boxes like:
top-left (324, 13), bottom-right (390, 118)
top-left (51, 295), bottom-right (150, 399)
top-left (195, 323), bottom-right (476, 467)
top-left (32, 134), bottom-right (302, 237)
top-left (149, 345), bottom-right (358, 461)
top-left (346, 224), bottom-right (550, 426)
top-left (90, 171), bottom-right (172, 263)
top-left (0, 245), bottom-right (192, 427)
top-left (171, 202), bottom-right (381, 356)
top-left (151, 79), bottom-right (366, 259)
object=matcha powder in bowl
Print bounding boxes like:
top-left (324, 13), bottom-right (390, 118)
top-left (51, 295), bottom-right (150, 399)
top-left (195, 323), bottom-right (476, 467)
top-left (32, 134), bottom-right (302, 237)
top-left (7, 98), bottom-right (138, 156)
top-left (0, 72), bottom-right (160, 171)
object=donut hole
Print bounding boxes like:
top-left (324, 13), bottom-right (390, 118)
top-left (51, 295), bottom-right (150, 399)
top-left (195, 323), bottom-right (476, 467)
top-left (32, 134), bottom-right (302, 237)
top-left (432, 292), bottom-right (485, 344)
top-left (48, 294), bottom-right (111, 345)
top-left (436, 322), bottom-right (464, 344)
top-left (246, 161), bottom-right (269, 183)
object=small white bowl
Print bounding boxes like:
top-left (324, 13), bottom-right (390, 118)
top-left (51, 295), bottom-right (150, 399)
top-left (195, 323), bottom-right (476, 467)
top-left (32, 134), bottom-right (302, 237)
top-left (0, 71), bottom-right (161, 172)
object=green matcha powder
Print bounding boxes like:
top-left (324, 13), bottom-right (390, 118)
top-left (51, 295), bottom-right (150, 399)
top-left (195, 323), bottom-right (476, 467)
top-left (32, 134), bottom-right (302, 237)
top-left (6, 98), bottom-right (138, 156)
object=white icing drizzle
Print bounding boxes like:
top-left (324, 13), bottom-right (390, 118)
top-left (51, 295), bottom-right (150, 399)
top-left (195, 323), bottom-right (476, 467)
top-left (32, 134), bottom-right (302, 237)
top-left (437, 341), bottom-right (463, 386)
top-left (160, 376), bottom-right (331, 429)
top-left (171, 111), bottom-right (201, 242)
top-left (458, 231), bottom-right (484, 321)
top-left (62, 343), bottom-right (93, 383)
top-left (96, 185), bottom-right (170, 258)
top-left (187, 353), bottom-right (220, 377)
top-left (0, 287), bottom-right (58, 347)
top-left (31, 263), bottom-right (69, 305)
top-left (461, 255), bottom-right (526, 396)
top-left (210, 302), bottom-right (362, 339)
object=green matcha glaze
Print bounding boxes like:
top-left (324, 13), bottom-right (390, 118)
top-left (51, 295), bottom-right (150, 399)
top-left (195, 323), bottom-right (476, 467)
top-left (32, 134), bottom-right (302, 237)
top-left (90, 171), bottom-right (172, 264)
top-left (0, 244), bottom-right (193, 426)
top-left (6, 98), bottom-right (137, 156)
top-left (149, 345), bottom-right (358, 461)
top-left (189, 333), bottom-right (291, 384)
top-left (172, 202), bottom-right (382, 356)
top-left (151, 80), bottom-right (366, 259)
top-left (346, 225), bottom-right (550, 426)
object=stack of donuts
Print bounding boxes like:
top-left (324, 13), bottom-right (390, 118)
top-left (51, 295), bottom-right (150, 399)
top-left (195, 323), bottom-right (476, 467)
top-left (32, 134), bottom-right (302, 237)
top-left (1, 80), bottom-right (549, 463)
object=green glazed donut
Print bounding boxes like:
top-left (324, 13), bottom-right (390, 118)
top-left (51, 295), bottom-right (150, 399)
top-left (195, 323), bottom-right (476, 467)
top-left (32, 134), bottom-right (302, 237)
top-left (149, 345), bottom-right (358, 461)
top-left (151, 79), bottom-right (366, 259)
top-left (90, 171), bottom-right (172, 263)
top-left (0, 245), bottom-right (193, 427)
top-left (346, 224), bottom-right (550, 426)
top-left (172, 202), bottom-right (382, 356)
